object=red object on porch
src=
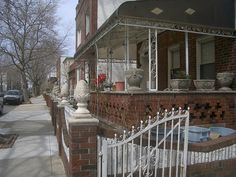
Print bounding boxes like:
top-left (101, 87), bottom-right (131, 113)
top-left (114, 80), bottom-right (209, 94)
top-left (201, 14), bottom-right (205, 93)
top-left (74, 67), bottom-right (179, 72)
top-left (115, 81), bottom-right (125, 91)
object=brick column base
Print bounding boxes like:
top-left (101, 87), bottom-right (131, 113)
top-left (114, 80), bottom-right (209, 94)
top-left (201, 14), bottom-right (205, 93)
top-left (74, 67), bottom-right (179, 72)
top-left (68, 118), bottom-right (99, 177)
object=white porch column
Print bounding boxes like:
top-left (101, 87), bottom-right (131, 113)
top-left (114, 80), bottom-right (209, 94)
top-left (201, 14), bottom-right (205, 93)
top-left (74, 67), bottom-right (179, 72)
top-left (148, 29), bottom-right (151, 90)
top-left (95, 43), bottom-right (99, 81)
top-left (125, 26), bottom-right (130, 71)
top-left (155, 29), bottom-right (158, 91)
top-left (185, 32), bottom-right (189, 75)
top-left (124, 25), bottom-right (129, 91)
top-left (148, 29), bottom-right (158, 91)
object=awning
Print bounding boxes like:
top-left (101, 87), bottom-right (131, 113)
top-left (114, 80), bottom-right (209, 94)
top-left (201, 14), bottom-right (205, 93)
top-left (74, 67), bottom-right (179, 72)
top-left (74, 0), bottom-right (236, 60)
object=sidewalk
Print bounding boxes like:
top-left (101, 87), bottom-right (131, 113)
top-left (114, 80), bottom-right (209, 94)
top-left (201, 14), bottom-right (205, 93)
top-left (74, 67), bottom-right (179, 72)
top-left (0, 95), bottom-right (66, 177)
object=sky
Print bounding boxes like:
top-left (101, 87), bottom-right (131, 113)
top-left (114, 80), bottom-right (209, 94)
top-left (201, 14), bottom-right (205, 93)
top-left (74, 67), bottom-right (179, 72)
top-left (56, 0), bottom-right (78, 57)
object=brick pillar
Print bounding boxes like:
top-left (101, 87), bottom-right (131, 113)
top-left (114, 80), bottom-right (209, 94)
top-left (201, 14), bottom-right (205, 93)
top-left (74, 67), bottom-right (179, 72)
top-left (52, 101), bottom-right (58, 135)
top-left (57, 104), bottom-right (64, 156)
top-left (68, 117), bottom-right (99, 177)
top-left (66, 80), bottom-right (99, 177)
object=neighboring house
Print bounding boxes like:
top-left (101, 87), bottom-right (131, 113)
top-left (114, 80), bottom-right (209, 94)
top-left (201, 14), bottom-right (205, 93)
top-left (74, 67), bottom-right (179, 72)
top-left (52, 1), bottom-right (236, 177)
top-left (57, 56), bottom-right (74, 92)
top-left (71, 0), bottom-right (135, 89)
top-left (72, 0), bottom-right (236, 129)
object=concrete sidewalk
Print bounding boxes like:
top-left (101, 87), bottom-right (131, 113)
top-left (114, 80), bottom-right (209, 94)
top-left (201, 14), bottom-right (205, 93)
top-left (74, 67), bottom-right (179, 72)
top-left (0, 96), bottom-right (66, 177)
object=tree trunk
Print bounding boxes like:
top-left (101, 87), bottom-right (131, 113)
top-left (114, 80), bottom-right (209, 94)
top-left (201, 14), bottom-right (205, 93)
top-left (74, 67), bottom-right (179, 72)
top-left (21, 73), bottom-right (29, 103)
top-left (32, 82), bottom-right (40, 97)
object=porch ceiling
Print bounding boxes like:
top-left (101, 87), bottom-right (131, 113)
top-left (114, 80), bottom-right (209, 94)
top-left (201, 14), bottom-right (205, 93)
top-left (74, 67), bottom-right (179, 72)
top-left (74, 0), bottom-right (236, 61)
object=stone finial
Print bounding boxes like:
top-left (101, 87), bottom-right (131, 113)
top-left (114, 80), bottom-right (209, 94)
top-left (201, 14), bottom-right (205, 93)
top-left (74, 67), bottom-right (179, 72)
top-left (51, 83), bottom-right (60, 100)
top-left (60, 82), bottom-right (69, 104)
top-left (73, 80), bottom-right (91, 118)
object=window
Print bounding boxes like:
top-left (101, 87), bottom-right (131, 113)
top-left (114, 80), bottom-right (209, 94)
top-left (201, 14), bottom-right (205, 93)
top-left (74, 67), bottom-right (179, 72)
top-left (171, 48), bottom-right (180, 70)
top-left (76, 29), bottom-right (81, 47)
top-left (85, 14), bottom-right (90, 35)
top-left (76, 67), bottom-right (80, 82)
top-left (168, 45), bottom-right (180, 80)
top-left (197, 37), bottom-right (215, 79)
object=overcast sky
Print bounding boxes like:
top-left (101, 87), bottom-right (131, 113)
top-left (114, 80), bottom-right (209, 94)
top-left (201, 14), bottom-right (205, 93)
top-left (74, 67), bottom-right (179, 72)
top-left (56, 0), bottom-right (78, 57)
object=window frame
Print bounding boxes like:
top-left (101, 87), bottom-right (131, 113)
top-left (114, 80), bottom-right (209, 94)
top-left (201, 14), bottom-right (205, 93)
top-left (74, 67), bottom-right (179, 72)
top-left (85, 14), bottom-right (90, 36)
top-left (196, 36), bottom-right (215, 79)
top-left (168, 44), bottom-right (180, 85)
top-left (76, 28), bottom-right (81, 48)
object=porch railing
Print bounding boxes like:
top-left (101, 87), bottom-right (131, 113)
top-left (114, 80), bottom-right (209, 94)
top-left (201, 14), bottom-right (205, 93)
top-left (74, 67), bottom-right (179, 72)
top-left (98, 108), bottom-right (190, 177)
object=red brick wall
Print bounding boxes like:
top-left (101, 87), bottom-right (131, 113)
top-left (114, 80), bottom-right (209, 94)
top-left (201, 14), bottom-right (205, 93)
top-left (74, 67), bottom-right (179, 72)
top-left (59, 107), bottom-right (70, 177)
top-left (215, 37), bottom-right (236, 89)
top-left (158, 32), bottom-right (236, 90)
top-left (69, 124), bottom-right (97, 177)
top-left (154, 31), bottom-right (199, 90)
top-left (89, 92), bottom-right (236, 129)
top-left (76, 0), bottom-right (97, 49)
top-left (187, 159), bottom-right (236, 177)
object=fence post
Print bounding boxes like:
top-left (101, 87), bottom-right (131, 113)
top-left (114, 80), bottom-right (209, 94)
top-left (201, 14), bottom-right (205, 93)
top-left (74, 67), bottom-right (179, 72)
top-left (182, 110), bottom-right (190, 177)
top-left (101, 138), bottom-right (108, 177)
top-left (67, 80), bottom-right (99, 177)
top-left (68, 118), bottom-right (99, 177)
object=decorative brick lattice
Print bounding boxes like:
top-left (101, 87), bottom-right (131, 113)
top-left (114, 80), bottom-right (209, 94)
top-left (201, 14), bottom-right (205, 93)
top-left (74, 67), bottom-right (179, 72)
top-left (89, 92), bottom-right (236, 129)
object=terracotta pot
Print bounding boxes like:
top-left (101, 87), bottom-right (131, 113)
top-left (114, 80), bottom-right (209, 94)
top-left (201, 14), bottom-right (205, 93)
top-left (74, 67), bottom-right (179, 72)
top-left (115, 81), bottom-right (125, 91)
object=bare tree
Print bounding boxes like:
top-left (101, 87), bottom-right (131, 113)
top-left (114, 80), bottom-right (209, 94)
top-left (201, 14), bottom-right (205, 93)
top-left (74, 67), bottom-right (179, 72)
top-left (0, 0), bottom-right (62, 102)
top-left (26, 41), bottom-right (61, 96)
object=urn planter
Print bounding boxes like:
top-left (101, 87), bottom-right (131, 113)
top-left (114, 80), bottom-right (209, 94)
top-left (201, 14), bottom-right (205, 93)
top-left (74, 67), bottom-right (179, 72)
top-left (170, 79), bottom-right (191, 91)
top-left (216, 72), bottom-right (234, 91)
top-left (125, 68), bottom-right (144, 91)
top-left (193, 79), bottom-right (215, 91)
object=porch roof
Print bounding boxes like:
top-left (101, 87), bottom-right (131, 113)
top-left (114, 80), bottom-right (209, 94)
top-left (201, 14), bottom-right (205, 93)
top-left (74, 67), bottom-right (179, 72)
top-left (74, 0), bottom-right (236, 60)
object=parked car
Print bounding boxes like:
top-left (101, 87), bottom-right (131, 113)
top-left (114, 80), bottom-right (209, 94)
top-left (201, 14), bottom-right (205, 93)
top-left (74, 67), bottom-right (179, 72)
top-left (0, 92), bottom-right (4, 114)
top-left (3, 90), bottom-right (24, 105)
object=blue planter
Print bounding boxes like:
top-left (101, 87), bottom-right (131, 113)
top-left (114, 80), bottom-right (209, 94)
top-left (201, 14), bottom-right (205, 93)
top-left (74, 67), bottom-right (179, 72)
top-left (210, 127), bottom-right (236, 137)
top-left (187, 126), bottom-right (210, 143)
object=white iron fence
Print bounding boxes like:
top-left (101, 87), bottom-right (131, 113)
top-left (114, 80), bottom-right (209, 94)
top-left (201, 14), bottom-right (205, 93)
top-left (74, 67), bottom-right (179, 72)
top-left (98, 108), bottom-right (190, 177)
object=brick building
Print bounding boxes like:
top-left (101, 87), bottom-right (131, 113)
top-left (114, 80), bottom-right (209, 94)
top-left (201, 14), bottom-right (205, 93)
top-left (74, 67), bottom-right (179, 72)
top-left (51, 1), bottom-right (236, 176)
top-left (73, 0), bottom-right (236, 129)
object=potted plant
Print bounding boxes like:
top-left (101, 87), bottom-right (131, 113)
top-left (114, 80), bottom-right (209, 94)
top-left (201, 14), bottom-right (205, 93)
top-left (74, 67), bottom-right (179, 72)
top-left (93, 73), bottom-right (107, 91)
top-left (170, 70), bottom-right (191, 91)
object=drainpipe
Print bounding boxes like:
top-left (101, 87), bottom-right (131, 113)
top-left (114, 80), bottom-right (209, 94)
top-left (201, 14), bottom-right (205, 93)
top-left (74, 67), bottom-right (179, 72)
top-left (185, 32), bottom-right (189, 76)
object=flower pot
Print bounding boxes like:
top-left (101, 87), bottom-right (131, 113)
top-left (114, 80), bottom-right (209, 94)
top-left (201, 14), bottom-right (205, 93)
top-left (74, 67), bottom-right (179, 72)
top-left (193, 79), bottom-right (215, 91)
top-left (170, 79), bottom-right (191, 91)
top-left (216, 72), bottom-right (234, 91)
top-left (125, 68), bottom-right (144, 91)
top-left (115, 81), bottom-right (125, 91)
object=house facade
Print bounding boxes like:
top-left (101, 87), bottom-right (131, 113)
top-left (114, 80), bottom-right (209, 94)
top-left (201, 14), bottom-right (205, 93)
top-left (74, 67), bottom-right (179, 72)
top-left (71, 0), bottom-right (236, 129)
top-left (48, 1), bottom-right (236, 177)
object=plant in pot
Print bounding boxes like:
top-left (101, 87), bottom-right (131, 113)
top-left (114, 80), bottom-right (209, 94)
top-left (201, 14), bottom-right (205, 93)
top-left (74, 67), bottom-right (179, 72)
top-left (170, 70), bottom-right (191, 91)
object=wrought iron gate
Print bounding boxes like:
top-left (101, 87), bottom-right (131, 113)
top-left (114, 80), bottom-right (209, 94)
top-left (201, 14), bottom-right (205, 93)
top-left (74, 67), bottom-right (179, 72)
top-left (98, 108), bottom-right (190, 177)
